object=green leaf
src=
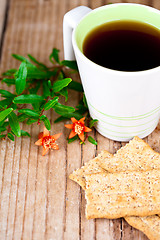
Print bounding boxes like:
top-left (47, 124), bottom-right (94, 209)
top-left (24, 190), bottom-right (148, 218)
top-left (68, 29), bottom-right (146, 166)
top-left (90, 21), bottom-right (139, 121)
top-left (48, 80), bottom-right (52, 89)
top-left (67, 81), bottom-right (83, 92)
top-left (60, 69), bottom-right (66, 78)
top-left (13, 94), bottom-right (44, 104)
top-left (1, 121), bottom-right (9, 128)
top-left (0, 126), bottom-right (7, 132)
top-left (50, 90), bottom-right (55, 98)
top-left (42, 116), bottom-right (51, 130)
top-left (42, 81), bottom-right (50, 98)
top-left (29, 81), bottom-right (41, 94)
top-left (61, 60), bottom-right (78, 71)
top-left (0, 99), bottom-right (12, 109)
top-left (53, 78), bottom-right (72, 93)
top-left (67, 135), bottom-right (79, 143)
top-left (21, 130), bottom-right (30, 137)
top-left (11, 54), bottom-right (57, 79)
top-left (18, 109), bottom-right (40, 118)
top-left (10, 103), bottom-right (17, 110)
top-left (39, 115), bottom-right (46, 120)
top-left (49, 48), bottom-right (60, 63)
top-left (0, 89), bottom-right (16, 98)
top-left (27, 67), bottom-right (57, 80)
top-left (0, 108), bottom-right (13, 121)
top-left (57, 71), bottom-right (64, 80)
top-left (76, 101), bottom-right (88, 113)
top-left (7, 132), bottom-right (15, 141)
top-left (32, 103), bottom-right (41, 111)
top-left (89, 119), bottom-right (98, 128)
top-left (12, 54), bottom-right (30, 63)
top-left (0, 134), bottom-right (6, 139)
top-left (27, 67), bottom-right (56, 80)
top-left (59, 87), bottom-right (68, 101)
top-left (2, 68), bottom-right (17, 77)
top-left (55, 109), bottom-right (82, 119)
top-left (88, 136), bottom-right (97, 145)
top-left (54, 116), bottom-right (67, 123)
top-left (18, 114), bottom-right (28, 122)
top-left (26, 118), bottom-right (38, 125)
top-left (28, 54), bottom-right (48, 70)
top-left (39, 100), bottom-right (46, 109)
top-left (15, 62), bottom-right (27, 94)
top-left (75, 108), bottom-right (87, 116)
top-left (0, 120), bottom-right (4, 127)
top-left (9, 112), bottom-right (21, 137)
top-left (83, 94), bottom-right (88, 109)
top-left (54, 105), bottom-right (83, 119)
top-left (2, 78), bottom-right (15, 86)
top-left (44, 97), bottom-right (59, 110)
top-left (54, 103), bottom-right (75, 115)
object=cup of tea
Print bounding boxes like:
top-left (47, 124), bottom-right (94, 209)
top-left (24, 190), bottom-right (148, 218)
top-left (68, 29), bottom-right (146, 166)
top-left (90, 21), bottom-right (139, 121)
top-left (63, 3), bottom-right (160, 141)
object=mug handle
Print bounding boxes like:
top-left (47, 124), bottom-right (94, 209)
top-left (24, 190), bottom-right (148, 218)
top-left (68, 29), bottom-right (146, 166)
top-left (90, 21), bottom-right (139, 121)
top-left (63, 6), bottom-right (92, 60)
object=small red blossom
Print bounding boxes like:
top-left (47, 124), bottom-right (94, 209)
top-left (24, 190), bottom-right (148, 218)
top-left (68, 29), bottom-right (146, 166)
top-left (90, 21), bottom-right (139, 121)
top-left (65, 117), bottom-right (92, 142)
top-left (35, 126), bottom-right (62, 156)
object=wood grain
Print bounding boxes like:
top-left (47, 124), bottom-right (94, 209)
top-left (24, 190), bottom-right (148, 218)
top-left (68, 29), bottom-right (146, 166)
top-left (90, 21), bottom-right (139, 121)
top-left (0, 0), bottom-right (8, 53)
top-left (0, 0), bottom-right (159, 239)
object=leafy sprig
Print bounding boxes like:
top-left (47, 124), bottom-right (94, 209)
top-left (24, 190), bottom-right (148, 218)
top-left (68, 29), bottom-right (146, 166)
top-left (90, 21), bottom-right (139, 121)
top-left (0, 48), bottom-right (97, 145)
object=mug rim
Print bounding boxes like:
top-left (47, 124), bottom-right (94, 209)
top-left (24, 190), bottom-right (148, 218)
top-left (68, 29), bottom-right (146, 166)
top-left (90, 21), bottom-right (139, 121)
top-left (72, 3), bottom-right (160, 76)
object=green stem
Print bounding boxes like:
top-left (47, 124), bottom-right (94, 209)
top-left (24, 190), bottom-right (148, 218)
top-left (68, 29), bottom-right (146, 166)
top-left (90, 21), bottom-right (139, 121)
top-left (37, 96), bottom-right (50, 125)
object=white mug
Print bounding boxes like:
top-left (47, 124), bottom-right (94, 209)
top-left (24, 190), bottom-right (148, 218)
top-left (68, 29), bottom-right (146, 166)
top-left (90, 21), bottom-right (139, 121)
top-left (63, 3), bottom-right (160, 141)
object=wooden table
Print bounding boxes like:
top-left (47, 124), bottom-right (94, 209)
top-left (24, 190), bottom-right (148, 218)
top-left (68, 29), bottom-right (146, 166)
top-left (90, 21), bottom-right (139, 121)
top-left (0, 0), bottom-right (160, 239)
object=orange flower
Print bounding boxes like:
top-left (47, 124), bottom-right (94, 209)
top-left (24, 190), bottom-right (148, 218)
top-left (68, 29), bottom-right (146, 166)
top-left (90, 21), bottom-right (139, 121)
top-left (65, 117), bottom-right (92, 142)
top-left (35, 126), bottom-right (62, 156)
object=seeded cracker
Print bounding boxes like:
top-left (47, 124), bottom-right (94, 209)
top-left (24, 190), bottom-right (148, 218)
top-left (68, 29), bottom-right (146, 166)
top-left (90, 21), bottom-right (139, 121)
top-left (69, 136), bottom-right (160, 239)
top-left (99, 136), bottom-right (160, 173)
top-left (125, 216), bottom-right (160, 240)
top-left (85, 170), bottom-right (160, 219)
top-left (69, 150), bottom-right (112, 189)
top-left (69, 136), bottom-right (160, 188)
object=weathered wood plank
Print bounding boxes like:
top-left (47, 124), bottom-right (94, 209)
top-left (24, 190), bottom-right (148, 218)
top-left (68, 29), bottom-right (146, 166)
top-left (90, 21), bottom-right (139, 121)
top-left (12, 128), bottom-right (31, 240)
top-left (0, 2), bottom-right (16, 239)
top-left (106, 0), bottom-right (122, 4)
top-left (89, 0), bottom-right (105, 8)
top-left (0, 0), bottom-right (8, 46)
top-left (0, 139), bottom-right (16, 239)
top-left (77, 1), bottom-right (96, 239)
top-left (81, 131), bottom-right (96, 240)
top-left (96, 134), bottom-right (122, 240)
top-left (0, 0), bottom-right (159, 240)
top-left (0, 0), bottom-right (21, 238)
top-left (43, 0), bottom-right (68, 238)
top-left (153, 0), bottom-right (160, 9)
top-left (20, 125), bottom-right (37, 240)
top-left (80, 0), bottom-right (90, 7)
top-left (63, 1), bottom-right (82, 238)
top-left (73, 0), bottom-right (97, 237)
top-left (122, 0), bottom-right (152, 5)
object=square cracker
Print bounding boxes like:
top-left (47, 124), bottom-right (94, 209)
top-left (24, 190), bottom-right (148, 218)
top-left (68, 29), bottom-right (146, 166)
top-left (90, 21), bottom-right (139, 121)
top-left (85, 170), bottom-right (160, 219)
top-left (99, 136), bottom-right (160, 173)
top-left (125, 216), bottom-right (160, 240)
top-left (69, 150), bottom-right (112, 189)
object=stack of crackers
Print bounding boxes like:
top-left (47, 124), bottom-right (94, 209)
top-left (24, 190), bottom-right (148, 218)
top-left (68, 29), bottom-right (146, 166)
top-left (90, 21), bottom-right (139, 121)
top-left (69, 136), bottom-right (160, 240)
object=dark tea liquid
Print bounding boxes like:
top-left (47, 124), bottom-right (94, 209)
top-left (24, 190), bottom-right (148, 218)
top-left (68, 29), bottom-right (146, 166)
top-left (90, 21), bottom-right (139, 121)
top-left (83, 21), bottom-right (160, 71)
